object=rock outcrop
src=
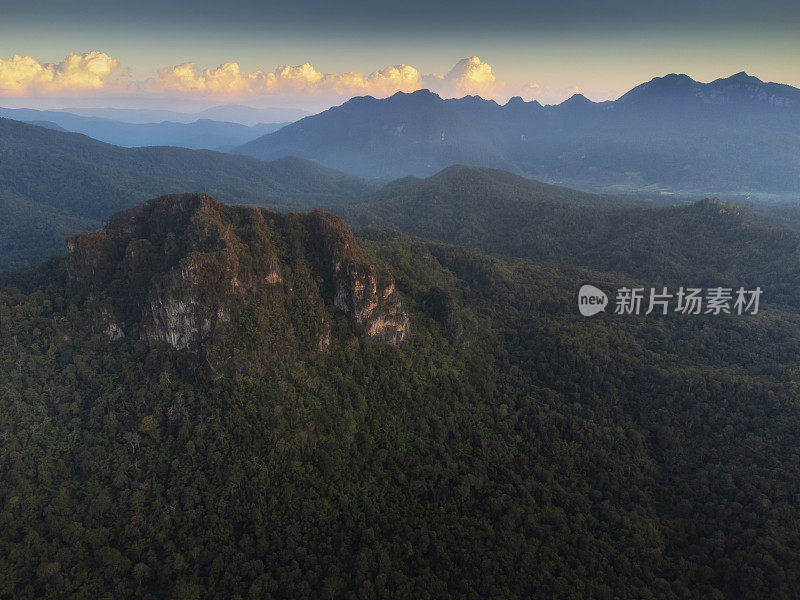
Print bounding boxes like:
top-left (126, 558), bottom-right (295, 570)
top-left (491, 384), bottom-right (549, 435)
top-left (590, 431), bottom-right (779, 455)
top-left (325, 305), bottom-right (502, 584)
top-left (302, 210), bottom-right (408, 345)
top-left (66, 194), bottom-right (409, 353)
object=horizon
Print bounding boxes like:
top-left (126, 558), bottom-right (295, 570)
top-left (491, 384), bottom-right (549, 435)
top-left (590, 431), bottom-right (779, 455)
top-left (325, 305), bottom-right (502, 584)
top-left (0, 69), bottom-right (791, 115)
top-left (1, 0), bottom-right (798, 111)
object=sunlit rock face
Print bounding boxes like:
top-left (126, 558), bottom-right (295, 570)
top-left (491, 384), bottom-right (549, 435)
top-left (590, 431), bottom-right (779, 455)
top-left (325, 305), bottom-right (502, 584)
top-left (66, 194), bottom-right (408, 354)
top-left (306, 209), bottom-right (408, 344)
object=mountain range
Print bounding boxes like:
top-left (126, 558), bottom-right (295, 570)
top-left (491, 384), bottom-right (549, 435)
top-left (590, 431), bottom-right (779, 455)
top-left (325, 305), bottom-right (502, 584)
top-left (236, 72), bottom-right (800, 197)
top-left (5, 114), bottom-right (800, 289)
top-left (23, 103), bottom-right (311, 125)
top-left (0, 107), bottom-right (286, 150)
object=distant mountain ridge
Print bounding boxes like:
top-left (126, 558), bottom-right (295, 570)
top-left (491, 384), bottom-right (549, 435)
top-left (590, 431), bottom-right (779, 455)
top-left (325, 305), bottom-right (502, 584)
top-left (46, 103), bottom-right (311, 125)
top-left (0, 107), bottom-right (285, 150)
top-left (616, 72), bottom-right (800, 108)
top-left (236, 72), bottom-right (800, 195)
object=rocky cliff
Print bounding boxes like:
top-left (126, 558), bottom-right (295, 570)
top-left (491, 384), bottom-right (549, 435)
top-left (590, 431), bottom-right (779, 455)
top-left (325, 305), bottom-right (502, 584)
top-left (66, 194), bottom-right (409, 354)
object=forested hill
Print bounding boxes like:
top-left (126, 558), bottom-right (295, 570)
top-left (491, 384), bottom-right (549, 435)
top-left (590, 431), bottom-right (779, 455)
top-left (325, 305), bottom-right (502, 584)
top-left (368, 164), bottom-right (615, 207)
top-left (341, 166), bottom-right (800, 308)
top-left (2, 195), bottom-right (800, 597)
top-left (0, 118), bottom-right (375, 270)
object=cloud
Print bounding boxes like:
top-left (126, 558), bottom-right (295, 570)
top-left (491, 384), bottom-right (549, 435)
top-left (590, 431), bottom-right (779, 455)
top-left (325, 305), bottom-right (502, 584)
top-left (144, 60), bottom-right (423, 99)
top-left (148, 62), bottom-right (270, 95)
top-left (0, 51), bottom-right (119, 95)
top-left (0, 52), bottom-right (510, 104)
top-left (146, 57), bottom-right (501, 101)
top-left (325, 64), bottom-right (422, 97)
top-left (424, 56), bottom-right (505, 98)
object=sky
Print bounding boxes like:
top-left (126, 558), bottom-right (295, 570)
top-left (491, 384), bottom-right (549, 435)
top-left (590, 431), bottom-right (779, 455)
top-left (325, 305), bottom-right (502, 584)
top-left (0, 0), bottom-right (798, 112)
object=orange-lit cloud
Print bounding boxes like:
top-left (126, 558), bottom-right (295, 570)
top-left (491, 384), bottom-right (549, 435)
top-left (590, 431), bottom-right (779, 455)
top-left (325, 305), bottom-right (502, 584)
top-left (326, 64), bottom-right (423, 96)
top-left (0, 51), bottom-right (119, 95)
top-left (145, 56), bottom-right (505, 100)
top-left (425, 56), bottom-right (505, 98)
top-left (143, 61), bottom-right (423, 98)
top-left (0, 52), bottom-right (512, 102)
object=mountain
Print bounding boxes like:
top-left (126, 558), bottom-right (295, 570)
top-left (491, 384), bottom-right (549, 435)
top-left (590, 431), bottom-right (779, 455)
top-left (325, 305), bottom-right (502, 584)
top-left (0, 118), bottom-right (376, 269)
top-left (237, 89), bottom-right (517, 179)
top-left (0, 107), bottom-right (284, 149)
top-left (236, 73), bottom-right (800, 196)
top-left (57, 104), bottom-right (312, 126)
top-left (341, 165), bottom-right (800, 307)
top-left (65, 194), bottom-right (408, 355)
top-left (615, 71), bottom-right (800, 109)
top-left (2, 195), bottom-right (800, 597)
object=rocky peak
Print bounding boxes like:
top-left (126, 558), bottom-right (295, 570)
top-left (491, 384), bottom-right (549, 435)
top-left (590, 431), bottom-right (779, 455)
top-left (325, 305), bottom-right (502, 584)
top-left (66, 194), bottom-right (409, 353)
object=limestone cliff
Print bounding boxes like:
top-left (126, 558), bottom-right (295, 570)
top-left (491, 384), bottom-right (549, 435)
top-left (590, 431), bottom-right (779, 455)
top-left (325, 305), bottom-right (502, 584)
top-left (66, 194), bottom-right (408, 354)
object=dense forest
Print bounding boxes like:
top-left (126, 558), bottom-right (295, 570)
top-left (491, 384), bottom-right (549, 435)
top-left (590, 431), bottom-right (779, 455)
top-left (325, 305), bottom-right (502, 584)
top-left (342, 166), bottom-right (800, 307)
top-left (0, 118), bottom-right (375, 270)
top-left (2, 197), bottom-right (800, 598)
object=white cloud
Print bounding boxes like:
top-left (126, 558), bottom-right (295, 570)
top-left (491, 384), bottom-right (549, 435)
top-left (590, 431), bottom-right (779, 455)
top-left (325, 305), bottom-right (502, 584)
top-left (144, 57), bottom-right (504, 101)
top-left (147, 61), bottom-right (268, 95)
top-left (0, 51), bottom-right (119, 95)
top-left (144, 60), bottom-right (423, 99)
top-left (328, 64), bottom-right (422, 97)
top-left (0, 52), bottom-right (517, 105)
top-left (424, 56), bottom-right (505, 98)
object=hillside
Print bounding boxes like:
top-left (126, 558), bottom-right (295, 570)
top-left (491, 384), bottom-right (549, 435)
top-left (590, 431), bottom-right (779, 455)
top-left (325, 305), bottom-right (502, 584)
top-left (0, 118), bottom-right (376, 269)
top-left (2, 196), bottom-right (800, 597)
top-left (340, 164), bottom-right (615, 250)
top-left (341, 166), bottom-right (800, 307)
top-left (236, 73), bottom-right (800, 196)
